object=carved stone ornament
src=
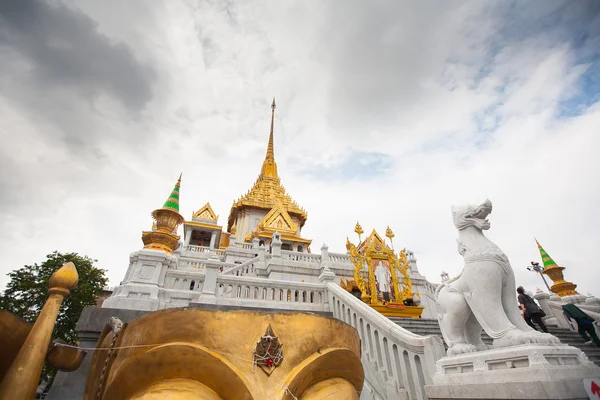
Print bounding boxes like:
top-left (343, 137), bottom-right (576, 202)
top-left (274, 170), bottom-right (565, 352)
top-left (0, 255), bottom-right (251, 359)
top-left (253, 324), bottom-right (284, 375)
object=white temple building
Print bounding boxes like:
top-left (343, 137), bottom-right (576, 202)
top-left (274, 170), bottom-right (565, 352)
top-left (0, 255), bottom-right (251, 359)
top-left (98, 101), bottom-right (600, 400)
top-left (103, 100), bottom-right (439, 318)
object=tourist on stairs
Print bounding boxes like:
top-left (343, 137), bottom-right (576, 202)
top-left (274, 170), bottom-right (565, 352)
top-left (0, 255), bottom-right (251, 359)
top-left (562, 304), bottom-right (600, 347)
top-left (517, 286), bottom-right (549, 333)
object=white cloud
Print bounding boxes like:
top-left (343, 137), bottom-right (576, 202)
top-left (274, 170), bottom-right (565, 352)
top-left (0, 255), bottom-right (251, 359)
top-left (0, 0), bottom-right (598, 299)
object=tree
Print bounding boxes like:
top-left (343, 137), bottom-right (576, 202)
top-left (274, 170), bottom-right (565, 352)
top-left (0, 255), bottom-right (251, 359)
top-left (0, 251), bottom-right (107, 344)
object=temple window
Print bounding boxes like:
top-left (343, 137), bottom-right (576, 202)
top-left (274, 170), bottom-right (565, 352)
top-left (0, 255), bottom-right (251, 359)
top-left (297, 245), bottom-right (304, 252)
top-left (190, 230), bottom-right (212, 247)
top-left (282, 243), bottom-right (292, 251)
top-left (190, 280), bottom-right (195, 291)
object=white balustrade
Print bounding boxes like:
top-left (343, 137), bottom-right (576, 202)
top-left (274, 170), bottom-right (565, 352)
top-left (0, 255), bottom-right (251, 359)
top-left (220, 257), bottom-right (259, 276)
top-left (186, 245), bottom-right (211, 253)
top-left (215, 275), bottom-right (327, 312)
top-left (166, 273), bottom-right (205, 292)
top-left (329, 252), bottom-right (352, 263)
top-left (327, 283), bottom-right (445, 400)
top-left (281, 250), bottom-right (322, 264)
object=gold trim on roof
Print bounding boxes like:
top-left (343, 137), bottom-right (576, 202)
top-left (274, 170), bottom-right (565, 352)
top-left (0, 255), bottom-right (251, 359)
top-left (259, 202), bottom-right (299, 234)
top-left (357, 229), bottom-right (390, 253)
top-left (193, 202), bottom-right (218, 222)
top-left (184, 221), bottom-right (223, 230)
top-left (256, 231), bottom-right (312, 244)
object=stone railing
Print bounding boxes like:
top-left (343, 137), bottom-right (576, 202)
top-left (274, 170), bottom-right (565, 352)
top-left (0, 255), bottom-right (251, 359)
top-left (281, 250), bottom-right (322, 264)
top-left (327, 283), bottom-right (445, 400)
top-left (186, 245), bottom-right (211, 253)
top-left (220, 256), bottom-right (259, 276)
top-left (235, 242), bottom-right (254, 250)
top-left (186, 245), bottom-right (225, 257)
top-left (182, 261), bottom-right (207, 270)
top-left (164, 271), bottom-right (206, 292)
top-left (329, 252), bottom-right (351, 264)
top-left (215, 275), bottom-right (327, 312)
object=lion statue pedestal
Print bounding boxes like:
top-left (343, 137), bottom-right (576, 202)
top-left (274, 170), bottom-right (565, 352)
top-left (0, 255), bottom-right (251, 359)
top-left (424, 200), bottom-right (600, 400)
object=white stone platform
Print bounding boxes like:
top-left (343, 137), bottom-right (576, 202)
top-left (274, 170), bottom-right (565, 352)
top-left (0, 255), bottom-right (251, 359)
top-left (425, 344), bottom-right (600, 399)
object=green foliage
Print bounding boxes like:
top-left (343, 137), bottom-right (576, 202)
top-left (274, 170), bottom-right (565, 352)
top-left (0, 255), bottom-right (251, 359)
top-left (0, 251), bottom-right (107, 344)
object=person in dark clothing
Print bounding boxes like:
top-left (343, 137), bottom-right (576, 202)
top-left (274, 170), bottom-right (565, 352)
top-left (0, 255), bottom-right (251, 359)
top-left (562, 304), bottom-right (600, 347)
top-left (523, 312), bottom-right (538, 331)
top-left (517, 286), bottom-right (549, 333)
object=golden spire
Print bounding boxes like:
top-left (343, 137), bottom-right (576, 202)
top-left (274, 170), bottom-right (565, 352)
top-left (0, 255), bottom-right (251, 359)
top-left (227, 99), bottom-right (308, 233)
top-left (260, 98), bottom-right (278, 178)
top-left (267, 98), bottom-right (275, 161)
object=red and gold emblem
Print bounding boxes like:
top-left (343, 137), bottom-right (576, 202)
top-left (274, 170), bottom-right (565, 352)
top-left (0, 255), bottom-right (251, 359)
top-left (253, 324), bottom-right (283, 375)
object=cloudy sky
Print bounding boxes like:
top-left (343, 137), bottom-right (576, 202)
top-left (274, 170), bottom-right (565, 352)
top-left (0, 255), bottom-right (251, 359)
top-left (1, 0), bottom-right (599, 297)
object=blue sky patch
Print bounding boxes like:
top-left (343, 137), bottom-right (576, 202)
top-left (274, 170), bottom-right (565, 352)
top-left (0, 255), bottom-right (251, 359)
top-left (293, 151), bottom-right (393, 181)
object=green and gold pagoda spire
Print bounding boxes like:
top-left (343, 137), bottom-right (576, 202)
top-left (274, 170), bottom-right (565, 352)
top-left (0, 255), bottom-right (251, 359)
top-left (142, 174), bottom-right (185, 254)
top-left (161, 173), bottom-right (182, 211)
top-left (535, 238), bottom-right (578, 297)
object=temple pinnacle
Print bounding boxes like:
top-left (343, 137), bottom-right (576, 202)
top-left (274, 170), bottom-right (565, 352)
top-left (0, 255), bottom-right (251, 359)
top-left (162, 175), bottom-right (182, 212)
top-left (260, 98), bottom-right (278, 178)
top-left (267, 98), bottom-right (276, 162)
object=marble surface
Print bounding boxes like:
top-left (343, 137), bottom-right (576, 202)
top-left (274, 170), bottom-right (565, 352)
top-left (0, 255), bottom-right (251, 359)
top-left (436, 200), bottom-right (559, 357)
top-left (426, 344), bottom-right (600, 399)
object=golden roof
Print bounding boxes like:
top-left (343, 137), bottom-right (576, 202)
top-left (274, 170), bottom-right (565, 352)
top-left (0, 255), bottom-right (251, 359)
top-left (227, 99), bottom-right (307, 231)
top-left (357, 229), bottom-right (391, 253)
top-left (192, 202), bottom-right (218, 222)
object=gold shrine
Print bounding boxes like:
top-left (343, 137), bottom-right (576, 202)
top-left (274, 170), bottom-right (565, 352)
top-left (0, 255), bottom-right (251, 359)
top-left (343, 224), bottom-right (423, 318)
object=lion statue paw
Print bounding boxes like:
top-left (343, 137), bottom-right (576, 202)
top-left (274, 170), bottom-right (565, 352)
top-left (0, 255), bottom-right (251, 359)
top-left (493, 329), bottom-right (536, 348)
top-left (529, 331), bottom-right (561, 345)
top-left (447, 343), bottom-right (478, 356)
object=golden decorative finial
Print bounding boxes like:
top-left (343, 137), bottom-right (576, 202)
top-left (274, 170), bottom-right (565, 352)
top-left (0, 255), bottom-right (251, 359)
top-left (48, 262), bottom-right (79, 296)
top-left (0, 262), bottom-right (79, 399)
top-left (386, 226), bottom-right (395, 249)
top-left (176, 173), bottom-right (182, 187)
top-left (354, 221), bottom-right (364, 241)
top-left (385, 226), bottom-right (394, 240)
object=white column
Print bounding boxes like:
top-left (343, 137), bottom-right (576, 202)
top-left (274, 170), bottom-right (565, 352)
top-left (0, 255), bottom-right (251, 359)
top-left (209, 231), bottom-right (217, 248)
top-left (198, 254), bottom-right (220, 304)
top-left (183, 227), bottom-right (192, 249)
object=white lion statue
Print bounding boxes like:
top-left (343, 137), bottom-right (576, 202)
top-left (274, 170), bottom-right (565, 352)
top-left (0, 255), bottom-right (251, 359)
top-left (436, 199), bottom-right (560, 356)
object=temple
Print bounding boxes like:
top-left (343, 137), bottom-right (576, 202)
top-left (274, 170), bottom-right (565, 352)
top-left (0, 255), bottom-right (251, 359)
top-left (50, 101), bottom-right (596, 400)
top-left (102, 100), bottom-right (439, 317)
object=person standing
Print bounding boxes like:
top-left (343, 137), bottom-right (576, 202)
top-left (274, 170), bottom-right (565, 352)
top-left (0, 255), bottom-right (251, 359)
top-left (562, 304), bottom-right (600, 347)
top-left (517, 286), bottom-right (549, 333)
